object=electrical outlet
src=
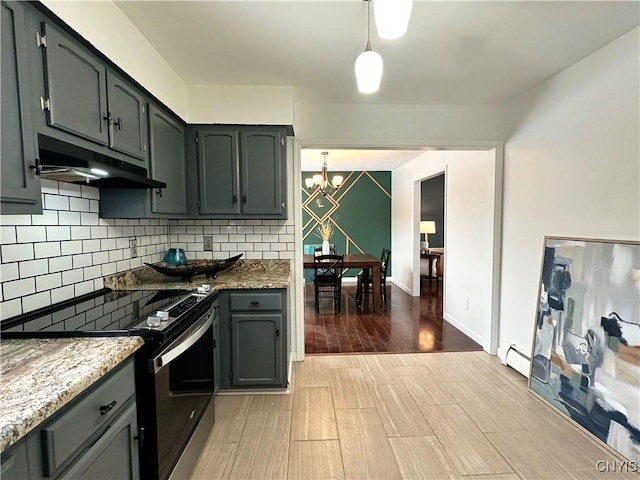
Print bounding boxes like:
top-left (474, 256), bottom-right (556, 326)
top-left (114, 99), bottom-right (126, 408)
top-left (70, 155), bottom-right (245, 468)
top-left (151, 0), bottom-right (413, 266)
top-left (130, 238), bottom-right (138, 258)
top-left (203, 235), bottom-right (213, 251)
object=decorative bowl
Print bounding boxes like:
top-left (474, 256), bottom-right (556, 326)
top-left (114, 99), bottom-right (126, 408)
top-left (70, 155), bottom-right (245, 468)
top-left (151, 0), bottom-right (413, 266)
top-left (145, 254), bottom-right (243, 281)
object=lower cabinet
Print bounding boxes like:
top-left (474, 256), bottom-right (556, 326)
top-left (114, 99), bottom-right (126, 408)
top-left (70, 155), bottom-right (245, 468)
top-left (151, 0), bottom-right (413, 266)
top-left (219, 289), bottom-right (288, 389)
top-left (0, 358), bottom-right (140, 480)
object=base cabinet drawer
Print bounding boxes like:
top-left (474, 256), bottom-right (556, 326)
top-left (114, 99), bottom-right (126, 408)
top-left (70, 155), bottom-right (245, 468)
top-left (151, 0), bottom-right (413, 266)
top-left (0, 358), bottom-right (139, 480)
top-left (229, 292), bottom-right (282, 312)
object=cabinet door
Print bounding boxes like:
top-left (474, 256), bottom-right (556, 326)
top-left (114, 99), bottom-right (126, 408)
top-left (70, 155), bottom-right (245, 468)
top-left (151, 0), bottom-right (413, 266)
top-left (198, 129), bottom-right (241, 215)
top-left (59, 402), bottom-right (140, 480)
top-left (106, 70), bottom-right (146, 161)
top-left (1, 1), bottom-right (41, 214)
top-left (240, 129), bottom-right (285, 216)
top-left (0, 439), bottom-right (30, 480)
top-left (41, 21), bottom-right (108, 146)
top-left (148, 104), bottom-right (186, 214)
top-left (230, 313), bottom-right (283, 387)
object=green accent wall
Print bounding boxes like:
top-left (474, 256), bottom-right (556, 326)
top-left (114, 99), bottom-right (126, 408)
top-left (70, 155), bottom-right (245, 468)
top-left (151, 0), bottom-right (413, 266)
top-left (302, 171), bottom-right (391, 278)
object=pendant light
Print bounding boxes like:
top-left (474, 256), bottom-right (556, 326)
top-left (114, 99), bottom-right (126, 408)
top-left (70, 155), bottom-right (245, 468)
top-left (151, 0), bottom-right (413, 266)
top-left (374, 0), bottom-right (413, 39)
top-left (355, 0), bottom-right (382, 94)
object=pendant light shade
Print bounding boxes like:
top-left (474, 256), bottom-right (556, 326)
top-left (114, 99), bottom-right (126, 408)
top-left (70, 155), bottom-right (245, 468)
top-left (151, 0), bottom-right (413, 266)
top-left (374, 0), bottom-right (413, 39)
top-left (355, 0), bottom-right (382, 94)
top-left (355, 44), bottom-right (383, 93)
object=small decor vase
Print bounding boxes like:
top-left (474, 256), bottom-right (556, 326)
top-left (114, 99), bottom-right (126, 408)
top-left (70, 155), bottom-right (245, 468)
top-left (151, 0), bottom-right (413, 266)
top-left (322, 240), bottom-right (331, 255)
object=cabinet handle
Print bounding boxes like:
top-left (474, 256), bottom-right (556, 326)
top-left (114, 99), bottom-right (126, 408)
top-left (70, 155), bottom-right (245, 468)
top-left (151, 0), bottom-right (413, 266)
top-left (99, 400), bottom-right (117, 415)
top-left (232, 194), bottom-right (237, 203)
top-left (276, 328), bottom-right (280, 337)
top-left (156, 189), bottom-right (163, 197)
top-left (114, 117), bottom-right (123, 130)
top-left (103, 113), bottom-right (112, 125)
top-left (242, 195), bottom-right (247, 203)
top-left (134, 426), bottom-right (145, 448)
top-left (250, 301), bottom-right (260, 306)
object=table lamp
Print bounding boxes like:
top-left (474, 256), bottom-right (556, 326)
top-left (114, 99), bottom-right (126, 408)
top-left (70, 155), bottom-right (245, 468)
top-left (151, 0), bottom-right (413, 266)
top-left (420, 221), bottom-right (436, 249)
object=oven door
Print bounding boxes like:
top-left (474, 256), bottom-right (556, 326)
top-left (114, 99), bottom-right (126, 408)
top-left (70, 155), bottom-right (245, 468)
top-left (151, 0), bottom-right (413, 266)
top-left (151, 306), bottom-right (215, 480)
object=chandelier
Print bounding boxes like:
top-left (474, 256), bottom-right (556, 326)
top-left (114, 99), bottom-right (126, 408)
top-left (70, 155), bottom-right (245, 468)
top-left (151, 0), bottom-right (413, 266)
top-left (304, 152), bottom-right (343, 197)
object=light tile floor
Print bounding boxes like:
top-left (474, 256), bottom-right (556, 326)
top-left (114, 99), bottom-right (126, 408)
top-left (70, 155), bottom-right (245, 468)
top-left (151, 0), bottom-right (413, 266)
top-left (191, 352), bottom-right (639, 479)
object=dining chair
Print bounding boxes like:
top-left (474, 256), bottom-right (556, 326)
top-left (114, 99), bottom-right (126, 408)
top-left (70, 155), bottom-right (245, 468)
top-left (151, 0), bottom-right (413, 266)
top-left (313, 254), bottom-right (344, 314)
top-left (355, 248), bottom-right (391, 307)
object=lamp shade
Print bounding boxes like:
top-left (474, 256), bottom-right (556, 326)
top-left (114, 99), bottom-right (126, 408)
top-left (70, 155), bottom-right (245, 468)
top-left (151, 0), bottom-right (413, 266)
top-left (420, 221), bottom-right (436, 234)
top-left (374, 0), bottom-right (413, 39)
top-left (355, 48), bottom-right (383, 93)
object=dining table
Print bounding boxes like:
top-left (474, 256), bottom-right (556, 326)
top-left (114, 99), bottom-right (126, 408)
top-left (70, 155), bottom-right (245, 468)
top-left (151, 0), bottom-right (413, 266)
top-left (303, 253), bottom-right (383, 311)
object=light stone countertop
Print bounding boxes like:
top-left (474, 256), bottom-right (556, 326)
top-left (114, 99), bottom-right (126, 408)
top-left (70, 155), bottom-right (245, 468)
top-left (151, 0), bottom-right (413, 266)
top-left (0, 336), bottom-right (144, 452)
top-left (104, 259), bottom-right (291, 291)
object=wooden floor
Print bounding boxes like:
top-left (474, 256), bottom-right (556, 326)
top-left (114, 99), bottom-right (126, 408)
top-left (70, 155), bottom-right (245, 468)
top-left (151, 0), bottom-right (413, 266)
top-left (304, 283), bottom-right (482, 354)
top-left (191, 351), bottom-right (636, 480)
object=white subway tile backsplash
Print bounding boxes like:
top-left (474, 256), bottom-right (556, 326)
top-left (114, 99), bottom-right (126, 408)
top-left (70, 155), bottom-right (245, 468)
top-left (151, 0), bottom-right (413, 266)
top-left (60, 240), bottom-right (83, 256)
top-left (69, 197), bottom-right (90, 212)
top-left (49, 256), bottom-right (73, 273)
top-left (84, 265), bottom-right (102, 280)
top-left (194, 220), bottom-right (211, 226)
top-left (245, 220), bottom-right (262, 226)
top-left (116, 259), bottom-right (131, 272)
top-left (203, 226), bottom-right (220, 234)
top-left (237, 243), bottom-right (254, 251)
top-left (122, 226), bottom-right (135, 236)
top-left (109, 250), bottom-right (124, 262)
top-left (93, 278), bottom-right (104, 290)
top-left (16, 226), bottom-right (46, 243)
top-left (101, 238), bottom-right (116, 250)
top-left (262, 251), bottom-right (279, 259)
top-left (92, 251), bottom-right (109, 265)
top-left (36, 273), bottom-right (62, 292)
top-left (19, 259), bottom-right (48, 278)
top-left (262, 235), bottom-right (278, 242)
top-left (58, 211), bottom-right (81, 225)
top-left (50, 285), bottom-right (75, 304)
top-left (0, 226), bottom-right (16, 244)
top-left (1, 263), bottom-right (19, 282)
top-left (62, 268), bottom-right (84, 286)
top-left (71, 226), bottom-right (92, 240)
top-left (115, 238), bottom-right (129, 249)
top-left (228, 220), bottom-right (245, 226)
top-left (0, 298), bottom-right (22, 320)
top-left (2, 244), bottom-right (34, 262)
top-left (73, 253), bottom-right (93, 269)
top-left (74, 280), bottom-right (94, 297)
top-left (40, 179), bottom-right (59, 194)
top-left (44, 194), bottom-right (69, 210)
top-left (22, 291), bottom-right (52, 313)
top-left (90, 226), bottom-right (108, 239)
top-left (279, 234), bottom-right (294, 242)
top-left (237, 226), bottom-right (254, 234)
top-left (59, 183), bottom-right (82, 197)
top-left (89, 200), bottom-right (99, 213)
top-left (80, 212), bottom-right (99, 225)
top-left (245, 251), bottom-right (263, 259)
top-left (254, 243), bottom-right (270, 250)
top-left (3, 277), bottom-right (35, 300)
top-left (229, 234), bottom-right (245, 242)
top-left (254, 226), bottom-right (270, 234)
top-left (31, 210), bottom-right (59, 225)
top-left (220, 226), bottom-right (236, 234)
top-left (279, 251), bottom-right (295, 259)
top-left (102, 263), bottom-right (117, 276)
top-left (47, 226), bottom-right (71, 241)
top-left (82, 239), bottom-right (101, 253)
top-left (0, 214), bottom-right (31, 225)
top-left (262, 220), bottom-right (279, 226)
top-left (134, 226), bottom-right (146, 236)
top-left (81, 185), bottom-right (99, 200)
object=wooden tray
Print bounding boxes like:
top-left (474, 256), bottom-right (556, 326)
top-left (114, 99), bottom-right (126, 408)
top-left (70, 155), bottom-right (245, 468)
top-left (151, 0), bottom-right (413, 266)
top-left (145, 254), bottom-right (243, 281)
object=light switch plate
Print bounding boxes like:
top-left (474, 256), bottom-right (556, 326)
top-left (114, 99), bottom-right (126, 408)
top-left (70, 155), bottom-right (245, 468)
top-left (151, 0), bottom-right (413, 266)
top-left (130, 238), bottom-right (138, 258)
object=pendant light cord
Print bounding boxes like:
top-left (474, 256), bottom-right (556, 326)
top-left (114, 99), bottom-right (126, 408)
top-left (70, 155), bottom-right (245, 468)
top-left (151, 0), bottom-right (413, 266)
top-left (366, 0), bottom-right (372, 52)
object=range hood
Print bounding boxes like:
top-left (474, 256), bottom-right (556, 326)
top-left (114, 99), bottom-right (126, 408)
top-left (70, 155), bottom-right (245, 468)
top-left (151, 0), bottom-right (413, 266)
top-left (35, 135), bottom-right (166, 189)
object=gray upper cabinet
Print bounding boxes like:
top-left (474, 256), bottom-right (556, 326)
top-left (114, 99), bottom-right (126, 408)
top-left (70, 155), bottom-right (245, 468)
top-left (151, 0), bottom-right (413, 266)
top-left (1, 1), bottom-right (41, 215)
top-left (189, 125), bottom-right (287, 219)
top-left (148, 104), bottom-right (186, 214)
top-left (198, 129), bottom-right (240, 215)
top-left (41, 20), bottom-right (109, 146)
top-left (39, 20), bottom-right (146, 165)
top-left (106, 71), bottom-right (147, 161)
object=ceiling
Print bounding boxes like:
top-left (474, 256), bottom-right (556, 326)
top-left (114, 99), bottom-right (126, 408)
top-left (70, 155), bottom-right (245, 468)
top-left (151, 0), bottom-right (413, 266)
top-left (114, 0), bottom-right (639, 170)
top-left (301, 148), bottom-right (425, 171)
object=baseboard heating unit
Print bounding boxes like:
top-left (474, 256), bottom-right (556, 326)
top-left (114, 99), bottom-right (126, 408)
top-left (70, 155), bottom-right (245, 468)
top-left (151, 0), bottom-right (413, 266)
top-left (497, 343), bottom-right (531, 378)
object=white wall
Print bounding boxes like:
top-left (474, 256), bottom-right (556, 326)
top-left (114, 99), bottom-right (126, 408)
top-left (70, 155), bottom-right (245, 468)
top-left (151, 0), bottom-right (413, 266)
top-left (41, 0), bottom-right (188, 119)
top-left (392, 150), bottom-right (496, 350)
top-left (499, 27), bottom-right (640, 355)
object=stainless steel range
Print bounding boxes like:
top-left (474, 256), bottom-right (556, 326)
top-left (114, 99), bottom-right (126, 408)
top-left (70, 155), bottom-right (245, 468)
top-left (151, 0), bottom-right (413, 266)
top-left (2, 288), bottom-right (219, 480)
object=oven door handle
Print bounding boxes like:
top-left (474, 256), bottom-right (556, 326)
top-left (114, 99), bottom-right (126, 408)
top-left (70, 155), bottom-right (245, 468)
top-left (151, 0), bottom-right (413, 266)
top-left (151, 309), bottom-right (214, 374)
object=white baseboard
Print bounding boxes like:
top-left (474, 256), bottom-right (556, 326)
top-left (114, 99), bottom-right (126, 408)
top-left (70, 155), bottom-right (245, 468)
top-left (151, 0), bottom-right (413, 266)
top-left (443, 313), bottom-right (486, 350)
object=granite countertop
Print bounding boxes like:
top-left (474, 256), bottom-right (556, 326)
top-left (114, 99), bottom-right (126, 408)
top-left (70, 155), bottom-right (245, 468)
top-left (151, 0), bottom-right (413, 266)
top-left (104, 259), bottom-right (291, 291)
top-left (0, 336), bottom-right (144, 452)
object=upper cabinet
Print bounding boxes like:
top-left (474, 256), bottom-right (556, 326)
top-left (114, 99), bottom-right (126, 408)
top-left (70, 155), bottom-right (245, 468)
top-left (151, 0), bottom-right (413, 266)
top-left (1, 1), bottom-right (42, 215)
top-left (186, 125), bottom-right (287, 219)
top-left (37, 18), bottom-right (147, 165)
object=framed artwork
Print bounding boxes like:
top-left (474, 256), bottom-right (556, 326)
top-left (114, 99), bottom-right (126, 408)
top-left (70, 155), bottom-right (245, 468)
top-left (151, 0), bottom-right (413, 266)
top-left (529, 237), bottom-right (640, 462)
